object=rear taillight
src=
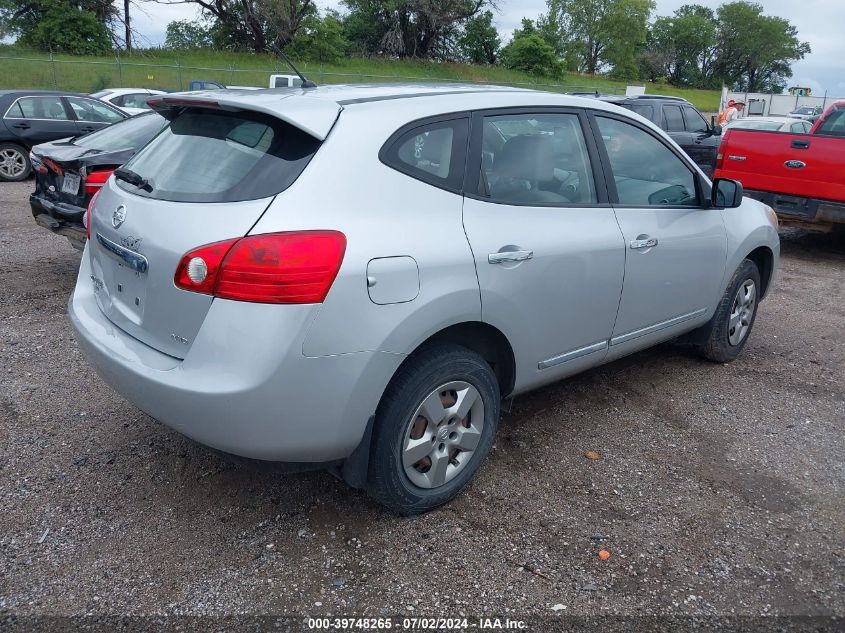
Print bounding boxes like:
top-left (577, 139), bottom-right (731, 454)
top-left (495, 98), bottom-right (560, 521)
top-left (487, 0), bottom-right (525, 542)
top-left (85, 190), bottom-right (101, 241)
top-left (174, 231), bottom-right (347, 304)
top-left (84, 169), bottom-right (114, 195)
top-left (30, 152), bottom-right (47, 174)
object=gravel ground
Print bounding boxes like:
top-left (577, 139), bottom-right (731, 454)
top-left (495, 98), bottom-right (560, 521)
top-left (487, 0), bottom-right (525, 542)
top-left (1, 180), bottom-right (843, 628)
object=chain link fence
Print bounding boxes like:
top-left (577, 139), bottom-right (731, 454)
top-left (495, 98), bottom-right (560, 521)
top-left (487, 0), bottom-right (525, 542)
top-left (0, 51), bottom-right (626, 96)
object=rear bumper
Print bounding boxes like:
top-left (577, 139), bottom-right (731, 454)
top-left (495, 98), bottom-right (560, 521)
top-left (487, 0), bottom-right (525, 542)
top-left (30, 192), bottom-right (86, 222)
top-left (745, 189), bottom-right (845, 228)
top-left (68, 247), bottom-right (404, 462)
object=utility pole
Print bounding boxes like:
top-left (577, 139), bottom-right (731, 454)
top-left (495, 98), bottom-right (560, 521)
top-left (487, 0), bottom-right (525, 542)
top-left (124, 0), bottom-right (132, 52)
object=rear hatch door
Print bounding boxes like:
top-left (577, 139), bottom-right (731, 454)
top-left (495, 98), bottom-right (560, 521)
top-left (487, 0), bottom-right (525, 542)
top-left (87, 103), bottom-right (330, 358)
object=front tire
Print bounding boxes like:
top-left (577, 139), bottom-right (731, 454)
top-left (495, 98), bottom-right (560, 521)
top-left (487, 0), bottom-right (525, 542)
top-left (367, 345), bottom-right (500, 515)
top-left (694, 259), bottom-right (761, 363)
top-left (0, 143), bottom-right (31, 181)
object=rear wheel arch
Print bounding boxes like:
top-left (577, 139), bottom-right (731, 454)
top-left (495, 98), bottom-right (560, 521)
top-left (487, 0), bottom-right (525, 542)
top-left (339, 321), bottom-right (514, 492)
top-left (410, 321), bottom-right (516, 398)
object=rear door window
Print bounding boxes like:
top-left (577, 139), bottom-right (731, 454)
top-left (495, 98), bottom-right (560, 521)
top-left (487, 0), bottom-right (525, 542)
top-left (380, 117), bottom-right (469, 192)
top-left (662, 105), bottom-right (685, 132)
top-left (7, 96), bottom-right (69, 120)
top-left (478, 112), bottom-right (597, 205)
top-left (117, 108), bottom-right (321, 203)
top-left (624, 103), bottom-right (654, 122)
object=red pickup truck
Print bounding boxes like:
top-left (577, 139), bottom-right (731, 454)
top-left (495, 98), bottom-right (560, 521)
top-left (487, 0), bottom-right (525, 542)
top-left (714, 100), bottom-right (845, 231)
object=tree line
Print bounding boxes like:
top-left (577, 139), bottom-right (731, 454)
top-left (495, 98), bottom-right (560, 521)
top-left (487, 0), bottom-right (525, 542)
top-left (0, 0), bottom-right (810, 92)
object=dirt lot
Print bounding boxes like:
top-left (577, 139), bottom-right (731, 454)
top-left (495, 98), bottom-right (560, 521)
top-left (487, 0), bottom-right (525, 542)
top-left (1, 180), bottom-right (843, 628)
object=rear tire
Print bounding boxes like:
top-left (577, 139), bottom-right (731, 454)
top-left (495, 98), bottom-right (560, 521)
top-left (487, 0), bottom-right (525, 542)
top-left (0, 143), bottom-right (31, 181)
top-left (693, 258), bottom-right (761, 363)
top-left (367, 345), bottom-right (500, 515)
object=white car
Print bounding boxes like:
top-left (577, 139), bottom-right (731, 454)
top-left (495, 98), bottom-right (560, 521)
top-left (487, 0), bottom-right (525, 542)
top-left (269, 74), bottom-right (304, 88)
top-left (90, 88), bottom-right (166, 116)
top-left (787, 106), bottom-right (823, 120)
top-left (725, 116), bottom-right (812, 134)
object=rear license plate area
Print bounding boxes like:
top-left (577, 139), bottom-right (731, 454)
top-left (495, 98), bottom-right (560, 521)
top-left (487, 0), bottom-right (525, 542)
top-left (91, 235), bottom-right (149, 325)
top-left (61, 173), bottom-right (81, 195)
top-left (105, 262), bottom-right (147, 323)
top-left (94, 262), bottom-right (147, 325)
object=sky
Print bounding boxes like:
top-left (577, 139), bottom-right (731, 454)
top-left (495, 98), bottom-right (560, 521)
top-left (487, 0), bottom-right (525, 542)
top-left (127, 0), bottom-right (844, 94)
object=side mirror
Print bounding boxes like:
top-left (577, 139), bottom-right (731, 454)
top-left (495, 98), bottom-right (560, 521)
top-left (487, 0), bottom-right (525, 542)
top-left (712, 123), bottom-right (722, 136)
top-left (712, 178), bottom-right (744, 209)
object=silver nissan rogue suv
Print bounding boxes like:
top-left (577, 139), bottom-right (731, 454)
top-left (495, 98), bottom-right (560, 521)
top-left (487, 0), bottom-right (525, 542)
top-left (69, 84), bottom-right (780, 513)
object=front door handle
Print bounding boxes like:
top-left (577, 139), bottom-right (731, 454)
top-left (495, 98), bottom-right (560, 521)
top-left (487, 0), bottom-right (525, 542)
top-left (630, 237), bottom-right (658, 249)
top-left (488, 250), bottom-right (533, 264)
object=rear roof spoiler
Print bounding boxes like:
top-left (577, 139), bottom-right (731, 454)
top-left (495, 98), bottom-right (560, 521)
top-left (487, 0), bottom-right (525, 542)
top-left (146, 91), bottom-right (342, 141)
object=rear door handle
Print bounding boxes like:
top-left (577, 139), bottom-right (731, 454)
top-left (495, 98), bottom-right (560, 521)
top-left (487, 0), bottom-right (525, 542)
top-left (12, 122), bottom-right (30, 129)
top-left (488, 250), bottom-right (533, 264)
top-left (630, 237), bottom-right (658, 249)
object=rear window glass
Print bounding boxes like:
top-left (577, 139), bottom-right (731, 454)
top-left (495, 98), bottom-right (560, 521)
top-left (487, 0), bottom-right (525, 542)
top-left (624, 103), bottom-right (653, 121)
top-left (816, 109), bottom-right (845, 137)
top-left (117, 109), bottom-right (320, 203)
top-left (380, 117), bottom-right (469, 193)
top-left (10, 96), bottom-right (68, 120)
top-left (75, 112), bottom-right (167, 152)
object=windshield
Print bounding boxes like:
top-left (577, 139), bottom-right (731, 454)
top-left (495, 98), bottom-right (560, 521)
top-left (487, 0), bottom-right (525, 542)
top-left (117, 108), bottom-right (321, 203)
top-left (75, 112), bottom-right (167, 151)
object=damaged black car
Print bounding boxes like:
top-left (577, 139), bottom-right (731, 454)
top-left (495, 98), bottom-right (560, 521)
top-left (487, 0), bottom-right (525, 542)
top-left (30, 111), bottom-right (167, 249)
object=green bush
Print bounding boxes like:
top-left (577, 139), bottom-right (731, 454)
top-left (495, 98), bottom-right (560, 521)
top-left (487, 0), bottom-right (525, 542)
top-left (287, 12), bottom-right (347, 63)
top-left (500, 33), bottom-right (560, 77)
top-left (20, 3), bottom-right (111, 55)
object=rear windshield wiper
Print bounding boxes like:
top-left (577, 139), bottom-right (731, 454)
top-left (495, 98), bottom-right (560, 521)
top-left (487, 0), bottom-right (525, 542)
top-left (114, 167), bottom-right (153, 192)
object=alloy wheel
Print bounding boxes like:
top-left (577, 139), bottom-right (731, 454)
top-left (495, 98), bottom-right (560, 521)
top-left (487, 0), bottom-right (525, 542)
top-left (0, 148), bottom-right (26, 179)
top-left (728, 279), bottom-right (756, 346)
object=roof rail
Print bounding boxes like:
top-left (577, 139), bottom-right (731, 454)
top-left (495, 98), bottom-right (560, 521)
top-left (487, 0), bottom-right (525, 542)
top-left (631, 94), bottom-right (688, 102)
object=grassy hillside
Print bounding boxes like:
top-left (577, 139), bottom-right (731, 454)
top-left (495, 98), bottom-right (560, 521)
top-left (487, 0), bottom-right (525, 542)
top-left (0, 46), bottom-right (721, 112)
